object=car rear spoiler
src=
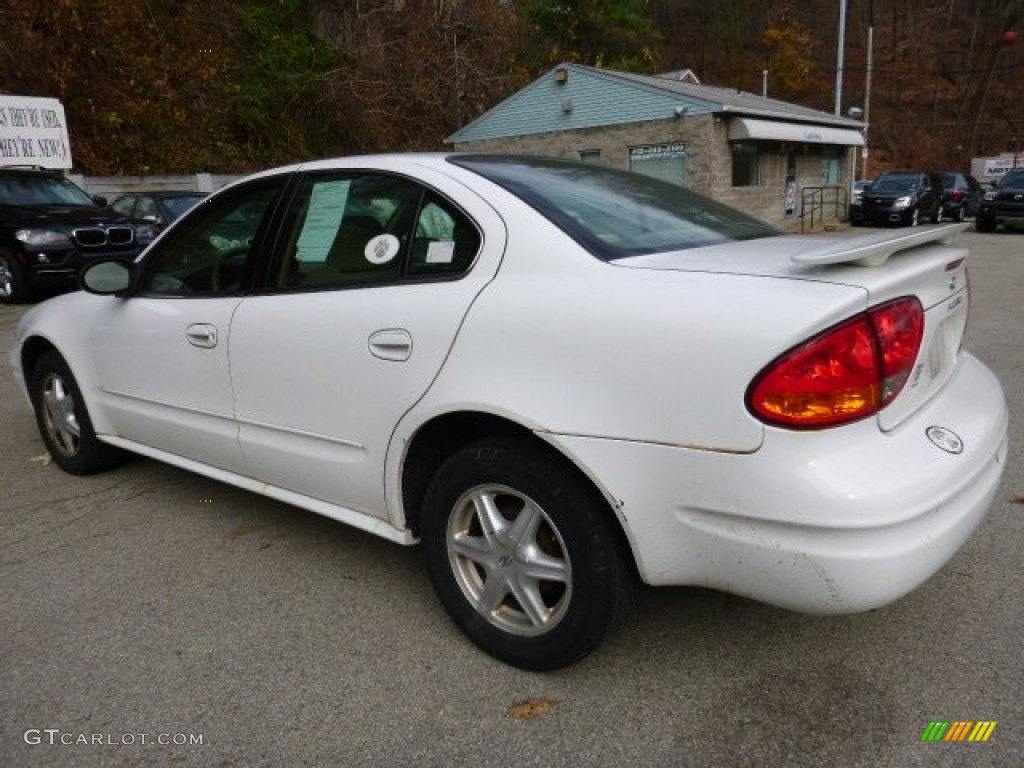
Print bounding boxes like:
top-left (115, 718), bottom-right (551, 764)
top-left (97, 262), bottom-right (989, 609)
top-left (791, 223), bottom-right (968, 267)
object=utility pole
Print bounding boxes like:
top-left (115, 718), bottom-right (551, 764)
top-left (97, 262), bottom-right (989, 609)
top-left (862, 1), bottom-right (874, 180)
top-left (835, 0), bottom-right (847, 115)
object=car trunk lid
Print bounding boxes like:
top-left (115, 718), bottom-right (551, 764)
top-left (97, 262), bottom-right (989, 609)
top-left (614, 224), bottom-right (971, 431)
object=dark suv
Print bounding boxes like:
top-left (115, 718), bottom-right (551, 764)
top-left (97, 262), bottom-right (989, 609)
top-left (0, 167), bottom-right (157, 303)
top-left (860, 171), bottom-right (944, 227)
top-left (976, 168), bottom-right (1024, 232)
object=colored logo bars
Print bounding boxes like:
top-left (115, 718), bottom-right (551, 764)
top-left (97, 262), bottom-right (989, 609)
top-left (920, 721), bottom-right (997, 742)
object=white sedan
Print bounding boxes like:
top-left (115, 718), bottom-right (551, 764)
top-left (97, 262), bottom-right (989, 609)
top-left (10, 154), bottom-right (1009, 670)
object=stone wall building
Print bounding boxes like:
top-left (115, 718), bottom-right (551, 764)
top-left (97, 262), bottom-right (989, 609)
top-left (447, 64), bottom-right (866, 228)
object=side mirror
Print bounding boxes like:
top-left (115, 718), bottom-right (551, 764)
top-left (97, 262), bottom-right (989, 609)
top-left (92, 194), bottom-right (108, 207)
top-left (81, 259), bottom-right (132, 295)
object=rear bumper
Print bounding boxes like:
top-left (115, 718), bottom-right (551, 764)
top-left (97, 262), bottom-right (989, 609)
top-left (941, 200), bottom-right (969, 214)
top-left (548, 353), bottom-right (1008, 614)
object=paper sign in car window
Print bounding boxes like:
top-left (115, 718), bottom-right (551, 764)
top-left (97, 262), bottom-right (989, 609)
top-left (296, 180), bottom-right (350, 263)
top-left (426, 241), bottom-right (456, 264)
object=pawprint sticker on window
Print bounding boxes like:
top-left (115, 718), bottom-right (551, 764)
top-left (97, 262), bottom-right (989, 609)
top-left (365, 234), bottom-right (400, 264)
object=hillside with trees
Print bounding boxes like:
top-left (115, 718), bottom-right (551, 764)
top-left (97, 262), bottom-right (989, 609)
top-left (1, 0), bottom-right (1021, 175)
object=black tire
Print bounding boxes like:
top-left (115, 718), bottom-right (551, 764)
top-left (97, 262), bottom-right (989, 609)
top-left (976, 215), bottom-right (996, 233)
top-left (30, 351), bottom-right (127, 475)
top-left (930, 205), bottom-right (941, 224)
top-left (421, 435), bottom-right (632, 671)
top-left (0, 251), bottom-right (34, 304)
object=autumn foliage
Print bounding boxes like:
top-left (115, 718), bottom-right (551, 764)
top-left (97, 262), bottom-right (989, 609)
top-left (0, 0), bottom-right (1021, 175)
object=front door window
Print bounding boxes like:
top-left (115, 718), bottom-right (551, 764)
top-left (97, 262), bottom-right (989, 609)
top-left (139, 182), bottom-right (281, 296)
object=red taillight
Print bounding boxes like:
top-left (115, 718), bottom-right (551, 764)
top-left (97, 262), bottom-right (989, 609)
top-left (748, 297), bottom-right (924, 428)
top-left (951, 190), bottom-right (965, 202)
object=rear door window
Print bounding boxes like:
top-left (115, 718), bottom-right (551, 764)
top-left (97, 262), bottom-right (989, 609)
top-left (264, 172), bottom-right (480, 291)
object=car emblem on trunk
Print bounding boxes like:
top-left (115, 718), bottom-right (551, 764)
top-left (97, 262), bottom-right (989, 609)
top-left (926, 426), bottom-right (964, 454)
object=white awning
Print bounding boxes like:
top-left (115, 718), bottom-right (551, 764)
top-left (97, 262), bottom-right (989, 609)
top-left (728, 117), bottom-right (865, 146)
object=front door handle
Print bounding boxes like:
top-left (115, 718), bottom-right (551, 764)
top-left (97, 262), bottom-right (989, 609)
top-left (368, 329), bottom-right (412, 362)
top-left (186, 323), bottom-right (218, 349)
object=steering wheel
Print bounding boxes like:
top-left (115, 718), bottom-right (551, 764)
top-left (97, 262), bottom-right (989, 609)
top-left (209, 247), bottom-right (249, 292)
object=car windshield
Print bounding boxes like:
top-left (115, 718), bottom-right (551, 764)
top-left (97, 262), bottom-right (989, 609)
top-left (871, 174), bottom-right (918, 193)
top-left (449, 154), bottom-right (778, 260)
top-left (163, 194), bottom-right (205, 220)
top-left (1000, 170), bottom-right (1024, 187)
top-left (941, 173), bottom-right (958, 189)
top-left (0, 172), bottom-right (97, 207)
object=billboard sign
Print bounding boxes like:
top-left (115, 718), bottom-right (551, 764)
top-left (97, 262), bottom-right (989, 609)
top-left (0, 96), bottom-right (72, 169)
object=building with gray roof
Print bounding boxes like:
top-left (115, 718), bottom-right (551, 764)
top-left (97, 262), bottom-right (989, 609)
top-left (448, 64), bottom-right (866, 227)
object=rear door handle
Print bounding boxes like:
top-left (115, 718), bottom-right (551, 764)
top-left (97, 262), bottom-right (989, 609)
top-left (186, 323), bottom-right (218, 349)
top-left (368, 329), bottom-right (412, 362)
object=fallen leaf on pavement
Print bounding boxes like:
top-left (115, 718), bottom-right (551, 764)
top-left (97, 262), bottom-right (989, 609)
top-left (507, 697), bottom-right (556, 719)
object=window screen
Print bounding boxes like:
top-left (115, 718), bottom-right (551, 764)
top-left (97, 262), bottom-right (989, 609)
top-left (629, 143), bottom-right (688, 187)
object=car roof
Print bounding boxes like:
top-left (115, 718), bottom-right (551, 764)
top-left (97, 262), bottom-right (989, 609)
top-left (874, 171), bottom-right (927, 182)
top-left (115, 190), bottom-right (204, 197)
top-left (216, 153), bottom-right (481, 196)
top-left (0, 166), bottom-right (67, 176)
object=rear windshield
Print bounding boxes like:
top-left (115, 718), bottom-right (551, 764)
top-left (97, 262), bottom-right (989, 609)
top-left (448, 154), bottom-right (778, 261)
top-left (163, 194), bottom-right (205, 220)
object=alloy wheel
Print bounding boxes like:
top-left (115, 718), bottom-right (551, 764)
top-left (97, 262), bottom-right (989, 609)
top-left (446, 484), bottom-right (572, 637)
top-left (40, 372), bottom-right (82, 457)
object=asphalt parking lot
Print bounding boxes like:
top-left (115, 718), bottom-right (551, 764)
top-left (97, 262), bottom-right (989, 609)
top-left (1, 229), bottom-right (1021, 768)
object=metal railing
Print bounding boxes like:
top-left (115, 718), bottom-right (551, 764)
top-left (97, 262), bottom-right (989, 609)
top-left (799, 185), bottom-right (848, 233)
